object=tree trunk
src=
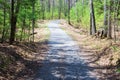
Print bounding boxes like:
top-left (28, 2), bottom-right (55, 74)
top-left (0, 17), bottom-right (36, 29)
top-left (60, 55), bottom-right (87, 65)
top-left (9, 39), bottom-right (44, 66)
top-left (90, 0), bottom-right (96, 35)
top-left (42, 0), bottom-right (45, 20)
top-left (104, 0), bottom-right (108, 26)
top-left (48, 0), bottom-right (51, 12)
top-left (32, 1), bottom-right (35, 42)
top-left (64, 0), bottom-right (67, 17)
top-left (28, 19), bottom-right (31, 42)
top-left (52, 0), bottom-right (55, 19)
top-left (68, 0), bottom-right (71, 24)
top-left (107, 0), bottom-right (112, 39)
top-left (9, 0), bottom-right (20, 44)
top-left (1, 1), bottom-right (6, 43)
top-left (75, 0), bottom-right (79, 22)
top-left (58, 0), bottom-right (62, 19)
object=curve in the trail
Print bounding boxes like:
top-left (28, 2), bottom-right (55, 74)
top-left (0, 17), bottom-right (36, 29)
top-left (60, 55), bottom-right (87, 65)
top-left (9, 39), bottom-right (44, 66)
top-left (34, 21), bottom-right (99, 80)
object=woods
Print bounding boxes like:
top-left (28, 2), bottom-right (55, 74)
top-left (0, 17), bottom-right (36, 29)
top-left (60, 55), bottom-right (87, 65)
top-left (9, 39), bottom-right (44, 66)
top-left (0, 0), bottom-right (120, 44)
top-left (0, 0), bottom-right (120, 79)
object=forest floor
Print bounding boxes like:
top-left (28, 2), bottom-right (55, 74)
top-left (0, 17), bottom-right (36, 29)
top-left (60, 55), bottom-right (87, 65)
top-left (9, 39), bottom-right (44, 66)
top-left (0, 20), bottom-right (50, 80)
top-left (59, 20), bottom-right (120, 79)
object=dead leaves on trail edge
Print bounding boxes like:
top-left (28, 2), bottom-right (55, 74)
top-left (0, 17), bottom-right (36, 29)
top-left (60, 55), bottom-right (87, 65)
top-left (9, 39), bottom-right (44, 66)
top-left (0, 41), bottom-right (48, 80)
top-left (60, 20), bottom-right (120, 79)
top-left (0, 21), bottom-right (49, 80)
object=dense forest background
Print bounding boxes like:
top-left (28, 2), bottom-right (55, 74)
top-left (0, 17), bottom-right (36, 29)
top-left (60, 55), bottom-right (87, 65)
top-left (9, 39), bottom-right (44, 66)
top-left (0, 0), bottom-right (120, 44)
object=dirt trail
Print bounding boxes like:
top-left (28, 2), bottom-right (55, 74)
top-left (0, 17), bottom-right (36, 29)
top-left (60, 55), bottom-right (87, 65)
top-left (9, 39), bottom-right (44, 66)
top-left (33, 21), bottom-right (103, 80)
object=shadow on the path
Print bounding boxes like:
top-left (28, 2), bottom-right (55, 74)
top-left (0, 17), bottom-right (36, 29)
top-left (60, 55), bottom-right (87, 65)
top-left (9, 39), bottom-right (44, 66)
top-left (34, 51), bottom-right (119, 80)
top-left (33, 43), bottom-right (97, 80)
top-left (34, 59), bottom-right (96, 80)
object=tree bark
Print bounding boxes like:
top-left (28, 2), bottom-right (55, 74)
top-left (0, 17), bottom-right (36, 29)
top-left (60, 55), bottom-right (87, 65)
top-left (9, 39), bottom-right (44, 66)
top-left (9, 0), bottom-right (20, 44)
top-left (48, 0), bottom-right (51, 12)
top-left (104, 0), bottom-right (108, 26)
top-left (90, 0), bottom-right (96, 35)
top-left (1, 1), bottom-right (6, 43)
top-left (68, 0), bottom-right (71, 24)
top-left (41, 0), bottom-right (45, 20)
top-left (58, 0), bottom-right (62, 19)
top-left (52, 0), bottom-right (55, 19)
top-left (32, 1), bottom-right (35, 42)
top-left (107, 0), bottom-right (112, 39)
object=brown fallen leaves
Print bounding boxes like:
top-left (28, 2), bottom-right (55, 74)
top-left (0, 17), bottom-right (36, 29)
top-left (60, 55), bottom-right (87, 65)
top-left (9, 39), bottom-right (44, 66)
top-left (0, 20), bottom-right (49, 80)
top-left (59, 20), bottom-right (120, 79)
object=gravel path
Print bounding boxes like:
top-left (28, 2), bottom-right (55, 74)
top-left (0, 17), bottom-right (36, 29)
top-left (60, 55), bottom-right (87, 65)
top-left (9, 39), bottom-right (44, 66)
top-left (34, 21), bottom-right (100, 80)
